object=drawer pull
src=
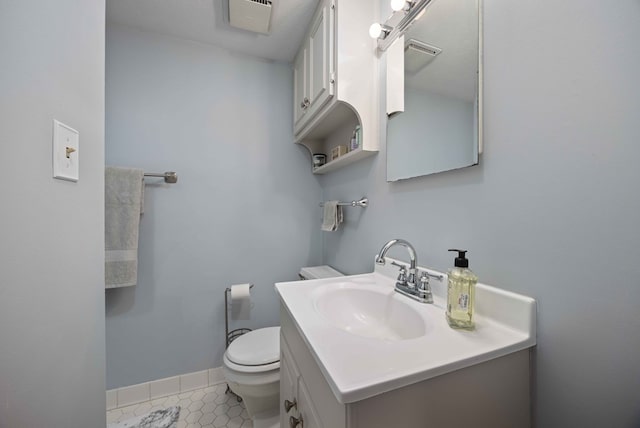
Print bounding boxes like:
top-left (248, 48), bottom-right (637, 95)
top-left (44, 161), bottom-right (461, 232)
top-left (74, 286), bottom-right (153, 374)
top-left (289, 415), bottom-right (304, 427)
top-left (284, 398), bottom-right (297, 413)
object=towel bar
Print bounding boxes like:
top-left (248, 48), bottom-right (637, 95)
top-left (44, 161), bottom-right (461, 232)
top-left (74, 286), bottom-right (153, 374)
top-left (143, 171), bottom-right (178, 183)
top-left (319, 197), bottom-right (368, 208)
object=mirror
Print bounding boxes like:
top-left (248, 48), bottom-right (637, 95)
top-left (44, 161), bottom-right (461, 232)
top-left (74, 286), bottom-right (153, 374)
top-left (386, 0), bottom-right (481, 181)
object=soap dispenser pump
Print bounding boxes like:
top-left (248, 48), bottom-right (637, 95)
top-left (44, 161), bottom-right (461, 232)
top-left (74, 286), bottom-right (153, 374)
top-left (446, 249), bottom-right (477, 330)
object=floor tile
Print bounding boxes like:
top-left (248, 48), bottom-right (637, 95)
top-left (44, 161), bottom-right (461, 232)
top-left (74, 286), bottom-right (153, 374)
top-left (107, 384), bottom-right (253, 428)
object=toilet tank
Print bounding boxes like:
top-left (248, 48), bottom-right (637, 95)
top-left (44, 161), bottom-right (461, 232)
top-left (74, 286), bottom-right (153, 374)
top-left (299, 265), bottom-right (343, 280)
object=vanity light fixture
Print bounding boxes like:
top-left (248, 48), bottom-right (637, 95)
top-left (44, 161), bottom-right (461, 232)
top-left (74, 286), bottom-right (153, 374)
top-left (375, 0), bottom-right (435, 51)
top-left (391, 0), bottom-right (414, 12)
top-left (369, 23), bottom-right (393, 40)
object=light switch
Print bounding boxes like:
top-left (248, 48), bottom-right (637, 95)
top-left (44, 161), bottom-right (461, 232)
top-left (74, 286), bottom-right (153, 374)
top-left (52, 119), bottom-right (79, 182)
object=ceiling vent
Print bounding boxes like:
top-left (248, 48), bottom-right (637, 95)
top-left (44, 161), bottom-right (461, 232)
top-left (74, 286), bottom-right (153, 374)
top-left (228, 0), bottom-right (273, 35)
top-left (405, 39), bottom-right (442, 75)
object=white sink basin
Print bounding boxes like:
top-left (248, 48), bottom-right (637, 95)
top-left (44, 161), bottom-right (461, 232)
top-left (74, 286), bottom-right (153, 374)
top-left (312, 282), bottom-right (426, 341)
top-left (275, 257), bottom-right (536, 404)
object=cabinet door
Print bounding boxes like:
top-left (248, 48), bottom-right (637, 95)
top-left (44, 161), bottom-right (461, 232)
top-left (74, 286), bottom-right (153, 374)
top-left (297, 377), bottom-right (323, 428)
top-left (280, 335), bottom-right (300, 427)
top-left (293, 0), bottom-right (334, 135)
top-left (293, 47), bottom-right (307, 128)
top-left (306, 0), bottom-right (334, 118)
top-left (281, 305), bottom-right (347, 428)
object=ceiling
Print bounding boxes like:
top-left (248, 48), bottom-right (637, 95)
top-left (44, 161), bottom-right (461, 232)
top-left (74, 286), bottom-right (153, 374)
top-left (106, 0), bottom-right (319, 63)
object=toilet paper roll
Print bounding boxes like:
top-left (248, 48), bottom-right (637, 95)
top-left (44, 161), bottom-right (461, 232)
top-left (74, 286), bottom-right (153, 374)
top-left (230, 283), bottom-right (252, 320)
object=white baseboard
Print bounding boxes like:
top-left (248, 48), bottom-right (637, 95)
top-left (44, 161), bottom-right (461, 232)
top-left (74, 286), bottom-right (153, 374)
top-left (107, 367), bottom-right (226, 410)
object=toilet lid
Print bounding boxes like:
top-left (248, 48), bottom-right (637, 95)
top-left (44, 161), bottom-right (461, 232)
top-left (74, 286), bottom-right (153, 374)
top-left (226, 326), bottom-right (280, 366)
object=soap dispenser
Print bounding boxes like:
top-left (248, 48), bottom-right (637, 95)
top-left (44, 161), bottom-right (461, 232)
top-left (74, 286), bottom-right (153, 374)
top-left (446, 249), bottom-right (477, 330)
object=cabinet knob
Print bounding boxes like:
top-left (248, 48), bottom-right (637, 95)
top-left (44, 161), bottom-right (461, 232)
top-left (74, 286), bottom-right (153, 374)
top-left (303, 97), bottom-right (310, 107)
top-left (284, 398), bottom-right (297, 413)
top-left (289, 415), bottom-right (304, 428)
top-left (300, 101), bottom-right (307, 109)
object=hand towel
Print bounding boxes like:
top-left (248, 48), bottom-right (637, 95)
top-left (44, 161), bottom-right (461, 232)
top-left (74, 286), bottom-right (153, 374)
top-left (321, 201), bottom-right (343, 232)
top-left (105, 166), bottom-right (144, 288)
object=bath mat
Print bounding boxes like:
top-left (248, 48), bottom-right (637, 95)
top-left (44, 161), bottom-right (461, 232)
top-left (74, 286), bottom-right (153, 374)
top-left (107, 406), bottom-right (180, 428)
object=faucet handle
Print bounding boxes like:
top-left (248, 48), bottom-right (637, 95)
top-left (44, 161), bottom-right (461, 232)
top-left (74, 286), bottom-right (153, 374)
top-left (417, 271), bottom-right (433, 303)
top-left (390, 261), bottom-right (407, 285)
top-left (390, 261), bottom-right (406, 271)
top-left (417, 271), bottom-right (429, 287)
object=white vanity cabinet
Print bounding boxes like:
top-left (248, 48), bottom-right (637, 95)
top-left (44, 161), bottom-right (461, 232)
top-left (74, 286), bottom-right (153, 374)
top-left (292, 0), bottom-right (379, 174)
top-left (280, 306), bottom-right (532, 428)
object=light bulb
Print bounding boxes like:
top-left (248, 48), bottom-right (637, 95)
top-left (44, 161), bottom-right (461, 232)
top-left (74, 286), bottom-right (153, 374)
top-left (390, 0), bottom-right (407, 11)
top-left (369, 23), bottom-right (383, 39)
top-left (369, 23), bottom-right (391, 39)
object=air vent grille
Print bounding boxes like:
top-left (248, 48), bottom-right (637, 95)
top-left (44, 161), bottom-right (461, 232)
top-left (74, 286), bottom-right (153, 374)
top-left (229, 0), bottom-right (273, 35)
top-left (405, 39), bottom-right (442, 57)
top-left (404, 39), bottom-right (442, 74)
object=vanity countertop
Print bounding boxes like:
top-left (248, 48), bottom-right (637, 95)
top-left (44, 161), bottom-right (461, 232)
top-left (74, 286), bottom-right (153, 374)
top-left (275, 258), bottom-right (536, 404)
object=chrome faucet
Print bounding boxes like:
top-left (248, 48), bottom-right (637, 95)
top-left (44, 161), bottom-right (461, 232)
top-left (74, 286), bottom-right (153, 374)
top-left (376, 239), bottom-right (419, 286)
top-left (375, 239), bottom-right (433, 304)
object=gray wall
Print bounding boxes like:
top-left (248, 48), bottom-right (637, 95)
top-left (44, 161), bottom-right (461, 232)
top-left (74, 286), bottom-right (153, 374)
top-left (321, 0), bottom-right (640, 426)
top-left (105, 25), bottom-right (322, 389)
top-left (0, 1), bottom-right (106, 427)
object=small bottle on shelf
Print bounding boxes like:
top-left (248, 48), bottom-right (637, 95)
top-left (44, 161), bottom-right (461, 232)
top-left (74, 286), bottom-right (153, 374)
top-left (350, 126), bottom-right (361, 151)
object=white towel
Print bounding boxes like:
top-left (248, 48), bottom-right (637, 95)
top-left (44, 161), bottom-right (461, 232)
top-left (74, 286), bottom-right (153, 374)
top-left (321, 201), bottom-right (343, 232)
top-left (105, 166), bottom-right (144, 288)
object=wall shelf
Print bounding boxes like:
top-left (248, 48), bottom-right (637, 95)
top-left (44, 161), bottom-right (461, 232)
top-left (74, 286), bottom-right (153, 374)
top-left (312, 147), bottom-right (377, 175)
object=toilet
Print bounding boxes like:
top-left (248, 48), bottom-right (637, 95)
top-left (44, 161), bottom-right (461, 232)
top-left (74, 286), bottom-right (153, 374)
top-left (223, 326), bottom-right (281, 424)
top-left (222, 265), bottom-right (343, 427)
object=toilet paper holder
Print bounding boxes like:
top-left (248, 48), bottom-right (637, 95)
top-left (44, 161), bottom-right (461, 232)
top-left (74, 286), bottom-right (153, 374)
top-left (224, 284), bottom-right (254, 348)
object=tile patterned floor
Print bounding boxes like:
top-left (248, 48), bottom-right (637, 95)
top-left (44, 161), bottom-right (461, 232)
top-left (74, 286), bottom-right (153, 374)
top-left (106, 383), bottom-right (253, 428)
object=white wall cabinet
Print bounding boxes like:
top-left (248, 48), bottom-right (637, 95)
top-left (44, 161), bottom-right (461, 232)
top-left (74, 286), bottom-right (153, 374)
top-left (292, 0), bottom-right (379, 174)
top-left (293, 0), bottom-right (333, 132)
top-left (280, 306), bottom-right (532, 428)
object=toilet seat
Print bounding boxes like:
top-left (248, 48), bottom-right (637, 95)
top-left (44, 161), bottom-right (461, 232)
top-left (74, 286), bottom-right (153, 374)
top-left (224, 326), bottom-right (280, 374)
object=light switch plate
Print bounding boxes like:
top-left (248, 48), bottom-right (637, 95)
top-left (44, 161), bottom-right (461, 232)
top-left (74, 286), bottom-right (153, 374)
top-left (52, 119), bottom-right (79, 182)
